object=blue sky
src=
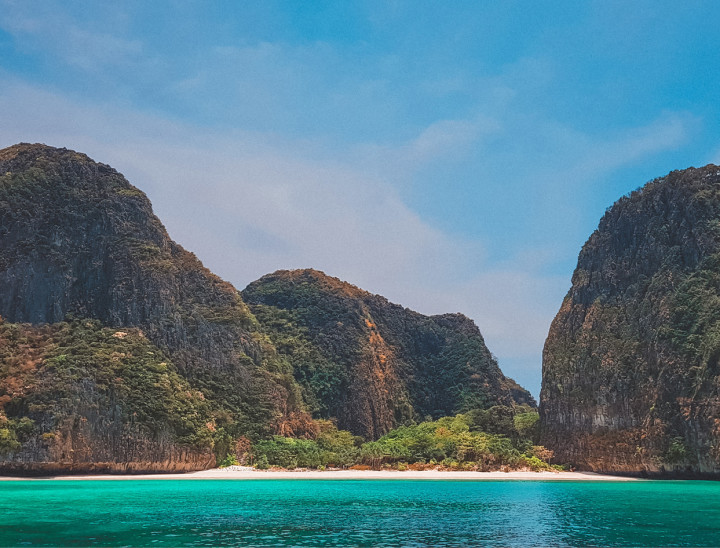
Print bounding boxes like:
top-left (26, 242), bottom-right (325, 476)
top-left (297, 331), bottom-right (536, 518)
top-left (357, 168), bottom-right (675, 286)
top-left (2, 0), bottom-right (719, 396)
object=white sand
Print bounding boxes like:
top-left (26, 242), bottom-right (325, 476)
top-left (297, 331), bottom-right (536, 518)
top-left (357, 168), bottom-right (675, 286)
top-left (0, 468), bottom-right (639, 481)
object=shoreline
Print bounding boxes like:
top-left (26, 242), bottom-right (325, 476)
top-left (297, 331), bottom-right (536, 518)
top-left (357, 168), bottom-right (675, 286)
top-left (0, 468), bottom-right (640, 481)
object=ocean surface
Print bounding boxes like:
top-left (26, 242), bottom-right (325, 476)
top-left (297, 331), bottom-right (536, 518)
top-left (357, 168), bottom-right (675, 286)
top-left (1, 479), bottom-right (719, 546)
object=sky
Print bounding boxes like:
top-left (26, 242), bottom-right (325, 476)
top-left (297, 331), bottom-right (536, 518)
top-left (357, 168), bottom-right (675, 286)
top-left (1, 0), bottom-right (720, 397)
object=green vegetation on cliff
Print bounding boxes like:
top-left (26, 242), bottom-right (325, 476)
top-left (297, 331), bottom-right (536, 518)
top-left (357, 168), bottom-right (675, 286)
top-left (248, 407), bottom-right (554, 471)
top-left (541, 164), bottom-right (720, 476)
top-left (0, 143), bottom-right (535, 473)
top-left (244, 269), bottom-right (534, 440)
top-left (0, 318), bottom-right (215, 469)
top-left (0, 143), bottom-right (316, 471)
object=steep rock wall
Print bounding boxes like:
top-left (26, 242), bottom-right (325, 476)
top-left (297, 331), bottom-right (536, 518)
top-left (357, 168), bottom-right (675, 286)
top-left (244, 269), bottom-right (534, 439)
top-left (0, 320), bottom-right (215, 474)
top-left (0, 144), bottom-right (295, 439)
top-left (541, 165), bottom-right (720, 476)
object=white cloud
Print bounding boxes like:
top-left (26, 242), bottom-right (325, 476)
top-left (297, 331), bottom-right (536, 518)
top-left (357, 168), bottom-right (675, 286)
top-left (0, 78), bottom-right (479, 306)
top-left (0, 2), bottom-right (144, 71)
top-left (561, 112), bottom-right (696, 183)
top-left (0, 74), bottom-right (699, 397)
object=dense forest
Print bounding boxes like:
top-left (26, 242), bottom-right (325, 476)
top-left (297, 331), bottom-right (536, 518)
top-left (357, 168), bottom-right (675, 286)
top-left (240, 406), bottom-right (554, 471)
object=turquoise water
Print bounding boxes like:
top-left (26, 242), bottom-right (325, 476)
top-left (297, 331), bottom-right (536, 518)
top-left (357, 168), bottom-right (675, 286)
top-left (0, 480), bottom-right (719, 546)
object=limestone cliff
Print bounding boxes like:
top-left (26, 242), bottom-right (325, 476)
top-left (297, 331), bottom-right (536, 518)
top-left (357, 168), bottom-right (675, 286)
top-left (0, 143), bottom-right (303, 472)
top-left (243, 269), bottom-right (534, 439)
top-left (0, 320), bottom-right (214, 473)
top-left (541, 165), bottom-right (720, 476)
top-left (1, 144), bottom-right (264, 383)
top-left (0, 142), bottom-right (532, 472)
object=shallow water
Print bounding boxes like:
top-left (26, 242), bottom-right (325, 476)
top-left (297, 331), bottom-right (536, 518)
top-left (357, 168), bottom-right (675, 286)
top-left (0, 479), bottom-right (719, 546)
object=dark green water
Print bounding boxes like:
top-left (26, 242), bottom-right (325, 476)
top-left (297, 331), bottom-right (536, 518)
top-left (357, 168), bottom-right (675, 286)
top-left (1, 480), bottom-right (719, 546)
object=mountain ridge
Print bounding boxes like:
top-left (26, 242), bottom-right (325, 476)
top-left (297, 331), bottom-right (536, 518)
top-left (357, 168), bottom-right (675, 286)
top-left (0, 142), bottom-right (531, 472)
top-left (244, 268), bottom-right (534, 439)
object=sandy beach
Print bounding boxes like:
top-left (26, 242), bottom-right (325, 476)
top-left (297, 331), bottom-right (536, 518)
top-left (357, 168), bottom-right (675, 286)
top-left (0, 467), bottom-right (639, 481)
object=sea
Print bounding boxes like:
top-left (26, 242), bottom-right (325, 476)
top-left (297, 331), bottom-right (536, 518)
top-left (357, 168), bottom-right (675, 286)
top-left (1, 479), bottom-right (719, 546)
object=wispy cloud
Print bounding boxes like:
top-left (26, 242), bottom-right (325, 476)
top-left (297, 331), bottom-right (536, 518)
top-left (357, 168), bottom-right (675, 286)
top-left (0, 1), bottom-right (712, 398)
top-left (562, 112), bottom-right (696, 183)
top-left (0, 74), bottom-right (698, 396)
top-left (0, 78), bottom-right (477, 300)
top-left (0, 1), bottom-right (144, 70)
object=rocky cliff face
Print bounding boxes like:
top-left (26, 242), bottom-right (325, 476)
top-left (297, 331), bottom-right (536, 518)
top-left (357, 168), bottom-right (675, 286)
top-left (0, 143), bottom-right (305, 472)
top-left (541, 165), bottom-right (720, 476)
top-left (0, 319), bottom-right (216, 473)
top-left (244, 269), bottom-right (534, 439)
top-left (1, 144), bottom-right (262, 378)
top-left (0, 142), bottom-right (532, 471)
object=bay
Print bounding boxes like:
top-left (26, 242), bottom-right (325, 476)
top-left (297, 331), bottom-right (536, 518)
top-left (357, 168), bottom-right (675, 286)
top-left (1, 479), bottom-right (719, 546)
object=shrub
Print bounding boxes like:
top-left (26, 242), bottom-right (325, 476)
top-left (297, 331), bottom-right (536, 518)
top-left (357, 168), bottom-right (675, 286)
top-left (522, 455), bottom-right (551, 471)
top-left (0, 427), bottom-right (20, 454)
top-left (247, 411), bottom-right (553, 472)
top-left (252, 436), bottom-right (323, 469)
top-left (218, 454), bottom-right (239, 468)
top-left (664, 437), bottom-right (687, 465)
top-left (254, 455), bottom-right (270, 470)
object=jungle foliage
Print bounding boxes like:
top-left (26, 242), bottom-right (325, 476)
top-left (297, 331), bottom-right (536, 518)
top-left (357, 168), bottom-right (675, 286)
top-left (249, 407), bottom-right (554, 471)
top-left (243, 269), bottom-right (535, 439)
top-left (0, 318), bottom-right (215, 452)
